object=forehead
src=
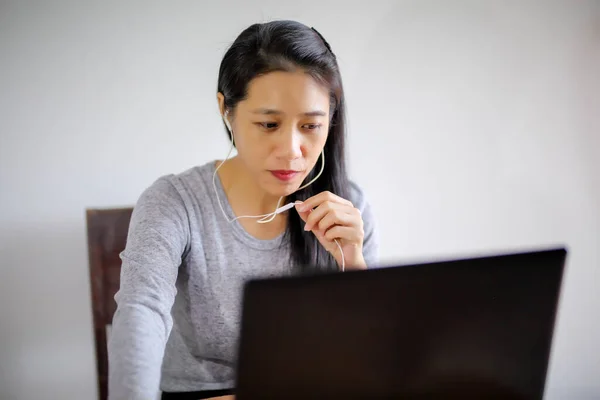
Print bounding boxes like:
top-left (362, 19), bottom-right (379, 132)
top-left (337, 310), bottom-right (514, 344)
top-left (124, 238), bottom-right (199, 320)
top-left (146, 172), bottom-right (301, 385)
top-left (240, 71), bottom-right (330, 114)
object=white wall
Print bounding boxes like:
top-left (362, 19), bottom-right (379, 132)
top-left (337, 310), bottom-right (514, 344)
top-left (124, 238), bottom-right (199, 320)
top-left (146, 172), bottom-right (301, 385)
top-left (0, 1), bottom-right (598, 399)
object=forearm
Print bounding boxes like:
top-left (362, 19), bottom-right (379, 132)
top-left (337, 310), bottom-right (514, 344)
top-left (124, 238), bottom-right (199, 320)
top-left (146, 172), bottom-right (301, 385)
top-left (108, 302), bottom-right (170, 400)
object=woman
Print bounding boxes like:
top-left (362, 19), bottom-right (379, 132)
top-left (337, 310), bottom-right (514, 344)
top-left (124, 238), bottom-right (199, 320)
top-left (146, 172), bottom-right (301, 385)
top-left (108, 20), bottom-right (379, 400)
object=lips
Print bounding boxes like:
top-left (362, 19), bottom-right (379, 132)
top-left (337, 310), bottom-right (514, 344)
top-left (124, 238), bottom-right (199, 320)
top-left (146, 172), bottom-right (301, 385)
top-left (270, 170), bottom-right (300, 182)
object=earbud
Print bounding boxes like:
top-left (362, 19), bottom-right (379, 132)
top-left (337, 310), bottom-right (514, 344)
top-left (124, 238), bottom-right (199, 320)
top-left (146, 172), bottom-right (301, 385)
top-left (223, 110), bottom-right (232, 133)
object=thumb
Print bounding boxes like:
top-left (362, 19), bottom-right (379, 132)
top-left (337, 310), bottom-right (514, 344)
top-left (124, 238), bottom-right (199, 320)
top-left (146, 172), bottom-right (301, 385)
top-left (295, 203), bottom-right (311, 223)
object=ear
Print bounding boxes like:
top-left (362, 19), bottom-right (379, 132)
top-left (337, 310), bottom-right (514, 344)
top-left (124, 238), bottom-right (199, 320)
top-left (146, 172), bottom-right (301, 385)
top-left (217, 92), bottom-right (226, 117)
top-left (217, 92), bottom-right (233, 133)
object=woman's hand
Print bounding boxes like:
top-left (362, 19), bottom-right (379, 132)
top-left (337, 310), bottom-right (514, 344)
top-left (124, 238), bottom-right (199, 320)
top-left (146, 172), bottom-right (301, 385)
top-left (295, 191), bottom-right (366, 270)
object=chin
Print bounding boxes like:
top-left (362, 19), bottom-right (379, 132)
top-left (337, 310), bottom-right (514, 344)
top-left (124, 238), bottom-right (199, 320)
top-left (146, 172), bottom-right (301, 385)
top-left (269, 183), bottom-right (301, 198)
top-left (264, 178), bottom-right (305, 197)
top-left (262, 173), bottom-right (306, 197)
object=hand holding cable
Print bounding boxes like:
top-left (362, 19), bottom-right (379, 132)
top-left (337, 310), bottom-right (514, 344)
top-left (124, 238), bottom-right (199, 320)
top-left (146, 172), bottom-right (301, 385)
top-left (295, 191), bottom-right (366, 271)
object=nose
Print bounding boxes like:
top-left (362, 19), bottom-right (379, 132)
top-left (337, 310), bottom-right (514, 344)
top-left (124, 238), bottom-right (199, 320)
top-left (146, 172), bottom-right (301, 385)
top-left (276, 126), bottom-right (303, 161)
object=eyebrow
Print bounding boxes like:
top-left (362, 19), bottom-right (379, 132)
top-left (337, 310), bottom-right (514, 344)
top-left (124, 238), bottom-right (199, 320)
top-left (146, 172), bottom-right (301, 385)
top-left (251, 108), bottom-right (327, 117)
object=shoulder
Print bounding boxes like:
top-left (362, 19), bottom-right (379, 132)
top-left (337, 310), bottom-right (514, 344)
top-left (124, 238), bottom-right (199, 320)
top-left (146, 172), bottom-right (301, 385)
top-left (131, 162), bottom-right (216, 233)
top-left (127, 163), bottom-right (215, 246)
top-left (137, 161), bottom-right (215, 208)
top-left (346, 180), bottom-right (373, 216)
top-left (138, 174), bottom-right (180, 204)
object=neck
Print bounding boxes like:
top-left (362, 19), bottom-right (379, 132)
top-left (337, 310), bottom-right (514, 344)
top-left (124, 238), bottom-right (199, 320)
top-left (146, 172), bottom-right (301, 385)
top-left (218, 157), bottom-right (285, 217)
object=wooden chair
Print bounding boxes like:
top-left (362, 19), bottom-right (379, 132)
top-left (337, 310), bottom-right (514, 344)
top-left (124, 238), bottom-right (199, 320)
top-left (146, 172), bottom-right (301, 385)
top-left (86, 207), bottom-right (133, 400)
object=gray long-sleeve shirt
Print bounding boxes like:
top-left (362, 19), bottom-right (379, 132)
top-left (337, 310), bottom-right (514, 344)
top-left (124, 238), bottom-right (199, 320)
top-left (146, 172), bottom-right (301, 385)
top-left (107, 160), bottom-right (379, 399)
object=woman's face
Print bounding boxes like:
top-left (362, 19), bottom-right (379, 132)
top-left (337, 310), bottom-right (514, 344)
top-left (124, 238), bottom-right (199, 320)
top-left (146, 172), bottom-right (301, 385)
top-left (223, 71), bottom-right (331, 197)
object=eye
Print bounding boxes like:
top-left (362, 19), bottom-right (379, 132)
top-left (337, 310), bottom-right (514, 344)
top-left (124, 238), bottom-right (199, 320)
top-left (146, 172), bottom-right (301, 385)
top-left (302, 123), bottom-right (322, 131)
top-left (256, 122), bottom-right (279, 130)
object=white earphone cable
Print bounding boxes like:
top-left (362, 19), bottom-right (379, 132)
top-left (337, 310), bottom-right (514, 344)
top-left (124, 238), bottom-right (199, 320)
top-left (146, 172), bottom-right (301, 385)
top-left (213, 113), bottom-right (345, 271)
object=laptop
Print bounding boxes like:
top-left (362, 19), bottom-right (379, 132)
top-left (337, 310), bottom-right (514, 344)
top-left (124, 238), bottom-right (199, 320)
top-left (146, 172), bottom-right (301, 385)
top-left (235, 248), bottom-right (566, 399)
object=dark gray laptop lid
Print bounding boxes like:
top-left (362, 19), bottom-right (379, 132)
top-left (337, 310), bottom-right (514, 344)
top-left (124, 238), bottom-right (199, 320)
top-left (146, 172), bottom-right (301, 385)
top-left (236, 248), bottom-right (566, 399)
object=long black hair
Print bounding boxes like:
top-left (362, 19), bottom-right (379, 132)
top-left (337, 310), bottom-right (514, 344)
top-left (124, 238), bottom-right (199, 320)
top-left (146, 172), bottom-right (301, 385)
top-left (217, 20), bottom-right (349, 271)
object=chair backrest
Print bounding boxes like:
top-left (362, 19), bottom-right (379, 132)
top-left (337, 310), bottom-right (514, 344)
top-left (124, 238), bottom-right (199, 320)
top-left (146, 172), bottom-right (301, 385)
top-left (86, 207), bottom-right (133, 400)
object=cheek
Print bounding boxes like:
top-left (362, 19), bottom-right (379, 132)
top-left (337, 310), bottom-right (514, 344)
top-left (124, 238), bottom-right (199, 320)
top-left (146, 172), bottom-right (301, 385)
top-left (304, 131), bottom-right (328, 156)
top-left (238, 141), bottom-right (264, 161)
top-left (233, 125), bottom-right (259, 153)
top-left (236, 134), bottom-right (270, 167)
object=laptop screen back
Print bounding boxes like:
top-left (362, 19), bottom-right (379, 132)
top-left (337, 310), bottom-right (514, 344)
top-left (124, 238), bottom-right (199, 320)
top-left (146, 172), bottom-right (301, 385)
top-left (236, 249), bottom-right (566, 399)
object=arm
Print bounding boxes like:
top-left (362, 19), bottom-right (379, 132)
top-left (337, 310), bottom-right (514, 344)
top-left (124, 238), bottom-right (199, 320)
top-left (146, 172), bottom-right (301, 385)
top-left (108, 177), bottom-right (189, 400)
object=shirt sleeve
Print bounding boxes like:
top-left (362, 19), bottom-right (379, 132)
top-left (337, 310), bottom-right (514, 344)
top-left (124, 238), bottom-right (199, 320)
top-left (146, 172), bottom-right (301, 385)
top-left (108, 176), bottom-right (189, 400)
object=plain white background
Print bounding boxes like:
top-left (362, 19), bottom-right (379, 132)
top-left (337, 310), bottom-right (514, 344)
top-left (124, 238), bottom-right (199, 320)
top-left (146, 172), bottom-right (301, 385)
top-left (1, 0), bottom-right (598, 399)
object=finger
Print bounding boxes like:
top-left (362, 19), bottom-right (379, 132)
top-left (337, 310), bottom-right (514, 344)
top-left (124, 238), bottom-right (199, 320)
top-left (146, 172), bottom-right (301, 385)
top-left (314, 228), bottom-right (351, 262)
top-left (296, 208), bottom-right (311, 224)
top-left (308, 202), bottom-right (361, 232)
top-left (296, 191), bottom-right (353, 212)
top-left (303, 201), bottom-right (343, 231)
top-left (312, 228), bottom-right (337, 253)
top-left (324, 225), bottom-right (364, 243)
top-left (317, 209), bottom-right (358, 232)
